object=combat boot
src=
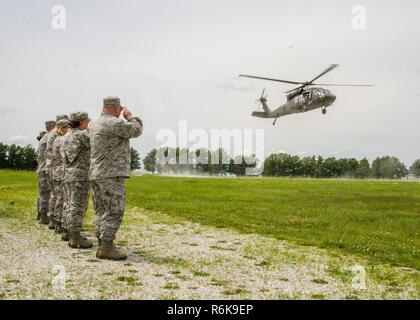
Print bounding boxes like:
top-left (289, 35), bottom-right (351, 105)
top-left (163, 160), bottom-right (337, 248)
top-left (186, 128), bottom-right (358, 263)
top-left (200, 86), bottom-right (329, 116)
top-left (39, 212), bottom-right (50, 225)
top-left (68, 231), bottom-right (93, 249)
top-left (54, 223), bottom-right (64, 234)
top-left (48, 217), bottom-right (56, 230)
top-left (61, 229), bottom-right (70, 241)
top-left (63, 231), bottom-right (87, 242)
top-left (96, 240), bottom-right (127, 261)
top-left (64, 230), bottom-right (86, 241)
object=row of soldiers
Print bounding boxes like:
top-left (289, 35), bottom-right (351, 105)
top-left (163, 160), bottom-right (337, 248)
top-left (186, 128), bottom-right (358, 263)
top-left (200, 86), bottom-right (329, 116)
top-left (36, 97), bottom-right (143, 261)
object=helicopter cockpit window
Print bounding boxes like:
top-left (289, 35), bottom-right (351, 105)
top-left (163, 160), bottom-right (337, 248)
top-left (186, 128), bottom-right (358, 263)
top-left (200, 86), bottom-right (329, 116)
top-left (303, 91), bottom-right (311, 100)
top-left (317, 88), bottom-right (325, 97)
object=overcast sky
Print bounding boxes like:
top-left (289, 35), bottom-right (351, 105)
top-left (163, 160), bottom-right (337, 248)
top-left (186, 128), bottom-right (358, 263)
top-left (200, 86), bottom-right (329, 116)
top-left (0, 0), bottom-right (419, 165)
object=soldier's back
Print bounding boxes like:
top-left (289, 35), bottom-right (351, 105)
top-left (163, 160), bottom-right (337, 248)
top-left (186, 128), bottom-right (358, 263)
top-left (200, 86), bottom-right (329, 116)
top-left (89, 113), bottom-right (132, 180)
top-left (36, 133), bottom-right (49, 175)
top-left (63, 128), bottom-right (90, 182)
top-left (52, 135), bottom-right (65, 181)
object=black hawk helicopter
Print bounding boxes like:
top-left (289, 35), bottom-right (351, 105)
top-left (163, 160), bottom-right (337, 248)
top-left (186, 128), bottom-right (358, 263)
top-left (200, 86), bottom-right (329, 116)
top-left (239, 64), bottom-right (373, 125)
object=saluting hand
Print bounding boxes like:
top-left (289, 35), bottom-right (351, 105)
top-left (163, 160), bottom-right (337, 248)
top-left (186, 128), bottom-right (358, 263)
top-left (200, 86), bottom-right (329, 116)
top-left (122, 106), bottom-right (133, 120)
top-left (87, 119), bottom-right (93, 131)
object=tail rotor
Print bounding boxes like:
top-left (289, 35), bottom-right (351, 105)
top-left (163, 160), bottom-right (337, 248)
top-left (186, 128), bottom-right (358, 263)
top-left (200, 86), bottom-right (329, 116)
top-left (254, 89), bottom-right (268, 110)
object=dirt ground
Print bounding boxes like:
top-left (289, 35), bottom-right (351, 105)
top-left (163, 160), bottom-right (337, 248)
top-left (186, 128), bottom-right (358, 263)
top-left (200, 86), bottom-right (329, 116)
top-left (0, 207), bottom-right (418, 300)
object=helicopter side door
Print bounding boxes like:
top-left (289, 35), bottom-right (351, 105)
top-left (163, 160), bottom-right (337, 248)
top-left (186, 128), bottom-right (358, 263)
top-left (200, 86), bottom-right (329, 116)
top-left (291, 95), bottom-right (301, 112)
top-left (303, 90), bottom-right (311, 103)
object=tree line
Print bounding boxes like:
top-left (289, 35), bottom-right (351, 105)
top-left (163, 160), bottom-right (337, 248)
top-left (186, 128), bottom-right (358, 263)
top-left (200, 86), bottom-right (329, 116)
top-left (1, 141), bottom-right (419, 179)
top-left (0, 143), bottom-right (143, 172)
top-left (0, 143), bottom-right (37, 170)
top-left (142, 147), bottom-right (420, 179)
top-left (142, 147), bottom-right (256, 176)
top-left (263, 154), bottom-right (412, 179)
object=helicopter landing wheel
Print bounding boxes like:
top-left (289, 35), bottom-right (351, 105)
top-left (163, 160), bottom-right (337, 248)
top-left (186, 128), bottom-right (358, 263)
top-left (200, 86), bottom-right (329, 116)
top-left (302, 105), bottom-right (307, 112)
top-left (322, 107), bottom-right (327, 115)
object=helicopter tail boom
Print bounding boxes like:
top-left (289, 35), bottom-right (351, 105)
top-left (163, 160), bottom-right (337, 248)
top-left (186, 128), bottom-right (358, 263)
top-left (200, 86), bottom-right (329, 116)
top-left (251, 111), bottom-right (270, 118)
top-left (260, 98), bottom-right (271, 114)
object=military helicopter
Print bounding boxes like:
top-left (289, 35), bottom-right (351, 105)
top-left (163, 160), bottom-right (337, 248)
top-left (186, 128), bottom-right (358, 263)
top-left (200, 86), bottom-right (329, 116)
top-left (239, 64), bottom-right (373, 125)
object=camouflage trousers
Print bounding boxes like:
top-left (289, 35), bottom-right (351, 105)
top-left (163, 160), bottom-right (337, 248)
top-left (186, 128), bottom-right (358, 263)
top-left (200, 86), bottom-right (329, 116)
top-left (50, 180), bottom-right (65, 224)
top-left (64, 181), bottom-right (90, 233)
top-left (47, 175), bottom-right (56, 220)
top-left (37, 171), bottom-right (50, 214)
top-left (91, 177), bottom-right (126, 242)
top-left (62, 182), bottom-right (71, 230)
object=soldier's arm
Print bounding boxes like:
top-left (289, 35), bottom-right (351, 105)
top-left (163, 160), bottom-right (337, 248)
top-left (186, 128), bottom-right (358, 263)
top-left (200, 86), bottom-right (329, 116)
top-left (59, 139), bottom-right (66, 161)
top-left (45, 135), bottom-right (55, 163)
top-left (79, 131), bottom-right (90, 149)
top-left (37, 139), bottom-right (46, 163)
top-left (113, 117), bottom-right (143, 139)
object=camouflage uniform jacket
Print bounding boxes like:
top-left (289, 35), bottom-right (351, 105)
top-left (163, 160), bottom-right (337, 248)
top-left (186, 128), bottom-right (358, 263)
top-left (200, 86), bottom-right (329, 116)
top-left (45, 129), bottom-right (58, 175)
top-left (51, 135), bottom-right (66, 181)
top-left (36, 133), bottom-right (49, 175)
top-left (62, 128), bottom-right (90, 182)
top-left (89, 113), bottom-right (143, 180)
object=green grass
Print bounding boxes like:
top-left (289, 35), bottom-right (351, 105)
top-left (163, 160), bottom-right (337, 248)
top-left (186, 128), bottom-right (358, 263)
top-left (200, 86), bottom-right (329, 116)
top-left (0, 170), bottom-right (419, 269)
top-left (127, 175), bottom-right (420, 269)
top-left (163, 283), bottom-right (179, 290)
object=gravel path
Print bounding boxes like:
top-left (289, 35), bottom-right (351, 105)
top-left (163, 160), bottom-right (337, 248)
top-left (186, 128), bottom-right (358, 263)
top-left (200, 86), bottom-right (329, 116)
top-left (0, 208), bottom-right (418, 300)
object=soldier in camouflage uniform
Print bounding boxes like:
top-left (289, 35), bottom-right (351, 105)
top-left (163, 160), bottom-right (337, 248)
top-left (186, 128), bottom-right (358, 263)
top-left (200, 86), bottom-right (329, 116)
top-left (90, 97), bottom-right (143, 260)
top-left (62, 111), bottom-right (93, 248)
top-left (45, 114), bottom-right (69, 230)
top-left (36, 122), bottom-right (56, 224)
top-left (50, 119), bottom-right (70, 233)
top-left (36, 130), bottom-right (47, 220)
top-left (37, 131), bottom-right (46, 142)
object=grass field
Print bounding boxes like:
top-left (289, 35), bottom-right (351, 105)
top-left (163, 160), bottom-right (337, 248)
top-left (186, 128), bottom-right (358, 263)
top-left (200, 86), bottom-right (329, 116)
top-left (128, 175), bottom-right (420, 270)
top-left (0, 170), bottom-right (419, 299)
top-left (1, 170), bottom-right (418, 269)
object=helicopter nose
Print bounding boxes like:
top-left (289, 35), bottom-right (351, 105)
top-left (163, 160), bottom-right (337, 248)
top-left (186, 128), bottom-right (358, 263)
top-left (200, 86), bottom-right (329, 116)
top-left (327, 93), bottom-right (336, 105)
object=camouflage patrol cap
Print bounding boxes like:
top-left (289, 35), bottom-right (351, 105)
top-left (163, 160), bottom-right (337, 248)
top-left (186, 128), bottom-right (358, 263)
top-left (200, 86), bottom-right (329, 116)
top-left (56, 119), bottom-right (70, 128)
top-left (56, 114), bottom-right (69, 122)
top-left (45, 120), bottom-right (56, 129)
top-left (70, 111), bottom-right (90, 122)
top-left (103, 96), bottom-right (121, 108)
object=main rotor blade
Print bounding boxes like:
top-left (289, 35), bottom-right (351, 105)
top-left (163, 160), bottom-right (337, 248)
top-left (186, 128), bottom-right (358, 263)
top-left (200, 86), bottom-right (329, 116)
top-left (309, 64), bottom-right (339, 83)
top-left (314, 83), bottom-right (374, 87)
top-left (239, 74), bottom-right (303, 85)
top-left (284, 85), bottom-right (305, 94)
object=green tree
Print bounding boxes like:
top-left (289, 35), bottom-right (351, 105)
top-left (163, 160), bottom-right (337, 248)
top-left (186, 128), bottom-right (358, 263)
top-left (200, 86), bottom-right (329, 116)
top-left (208, 148), bottom-right (230, 175)
top-left (21, 144), bottom-right (37, 170)
top-left (371, 156), bottom-right (407, 179)
top-left (7, 144), bottom-right (25, 169)
top-left (356, 158), bottom-right (371, 178)
top-left (229, 155), bottom-right (257, 176)
top-left (300, 156), bottom-right (317, 177)
top-left (130, 147), bottom-right (141, 170)
top-left (194, 148), bottom-right (210, 174)
top-left (318, 157), bottom-right (338, 177)
top-left (263, 153), bottom-right (302, 177)
top-left (143, 149), bottom-right (157, 173)
top-left (0, 143), bottom-right (8, 168)
top-left (345, 158), bottom-right (359, 177)
top-left (409, 159), bottom-right (420, 177)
